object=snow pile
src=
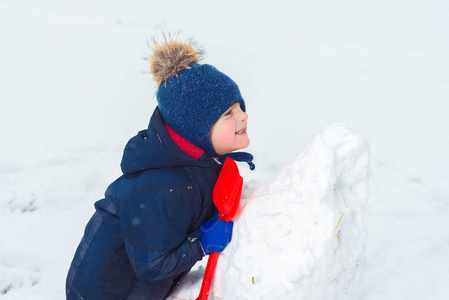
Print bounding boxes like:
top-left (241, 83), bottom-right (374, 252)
top-left (170, 123), bottom-right (372, 300)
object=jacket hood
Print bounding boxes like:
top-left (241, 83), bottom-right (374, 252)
top-left (120, 107), bottom-right (218, 175)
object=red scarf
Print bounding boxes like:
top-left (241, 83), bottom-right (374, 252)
top-left (165, 125), bottom-right (204, 160)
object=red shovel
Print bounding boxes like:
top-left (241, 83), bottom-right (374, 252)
top-left (196, 158), bottom-right (243, 300)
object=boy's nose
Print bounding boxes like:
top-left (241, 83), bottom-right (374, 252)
top-left (239, 110), bottom-right (248, 122)
top-left (236, 105), bottom-right (248, 122)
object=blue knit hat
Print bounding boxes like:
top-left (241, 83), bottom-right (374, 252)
top-left (149, 37), bottom-right (254, 169)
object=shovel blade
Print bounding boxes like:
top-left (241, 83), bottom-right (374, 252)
top-left (213, 158), bottom-right (243, 222)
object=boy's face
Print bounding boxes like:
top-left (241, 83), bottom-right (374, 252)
top-left (210, 103), bottom-right (250, 155)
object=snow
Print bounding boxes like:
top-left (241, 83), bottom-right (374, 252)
top-left (1, 0), bottom-right (449, 299)
top-left (170, 124), bottom-right (371, 299)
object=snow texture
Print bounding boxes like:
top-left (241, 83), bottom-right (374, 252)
top-left (170, 123), bottom-right (371, 300)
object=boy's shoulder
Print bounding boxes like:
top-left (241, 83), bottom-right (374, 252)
top-left (121, 164), bottom-right (217, 198)
top-left (133, 167), bottom-right (192, 191)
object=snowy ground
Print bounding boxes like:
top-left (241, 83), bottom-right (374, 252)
top-left (1, 0), bottom-right (449, 299)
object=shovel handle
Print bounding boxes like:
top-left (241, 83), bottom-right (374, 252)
top-left (195, 251), bottom-right (220, 300)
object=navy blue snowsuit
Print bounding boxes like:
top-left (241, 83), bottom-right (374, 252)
top-left (66, 107), bottom-right (220, 299)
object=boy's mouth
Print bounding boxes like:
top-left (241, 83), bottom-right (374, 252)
top-left (235, 128), bottom-right (246, 135)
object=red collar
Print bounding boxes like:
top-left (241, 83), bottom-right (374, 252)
top-left (164, 125), bottom-right (204, 160)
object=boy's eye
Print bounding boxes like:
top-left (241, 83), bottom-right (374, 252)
top-left (224, 110), bottom-right (232, 116)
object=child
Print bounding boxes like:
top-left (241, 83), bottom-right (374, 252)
top-left (65, 36), bottom-right (254, 300)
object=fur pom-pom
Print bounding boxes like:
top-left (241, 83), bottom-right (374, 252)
top-left (148, 36), bottom-right (203, 88)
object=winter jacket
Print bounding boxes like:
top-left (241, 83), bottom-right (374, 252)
top-left (66, 107), bottom-right (220, 300)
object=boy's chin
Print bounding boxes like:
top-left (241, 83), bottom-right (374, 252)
top-left (233, 140), bottom-right (250, 152)
top-left (214, 139), bottom-right (250, 156)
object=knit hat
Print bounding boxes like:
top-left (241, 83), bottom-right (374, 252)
top-left (148, 36), bottom-right (254, 169)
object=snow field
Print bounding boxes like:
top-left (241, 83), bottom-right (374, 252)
top-left (0, 149), bottom-right (121, 299)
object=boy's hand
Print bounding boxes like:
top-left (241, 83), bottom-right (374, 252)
top-left (197, 215), bottom-right (233, 255)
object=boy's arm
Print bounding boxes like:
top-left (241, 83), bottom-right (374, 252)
top-left (124, 233), bottom-right (203, 281)
top-left (120, 186), bottom-right (204, 280)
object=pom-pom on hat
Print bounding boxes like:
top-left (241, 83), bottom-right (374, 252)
top-left (148, 35), bottom-right (254, 169)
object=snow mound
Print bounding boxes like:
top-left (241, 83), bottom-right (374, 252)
top-left (170, 123), bottom-right (371, 300)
